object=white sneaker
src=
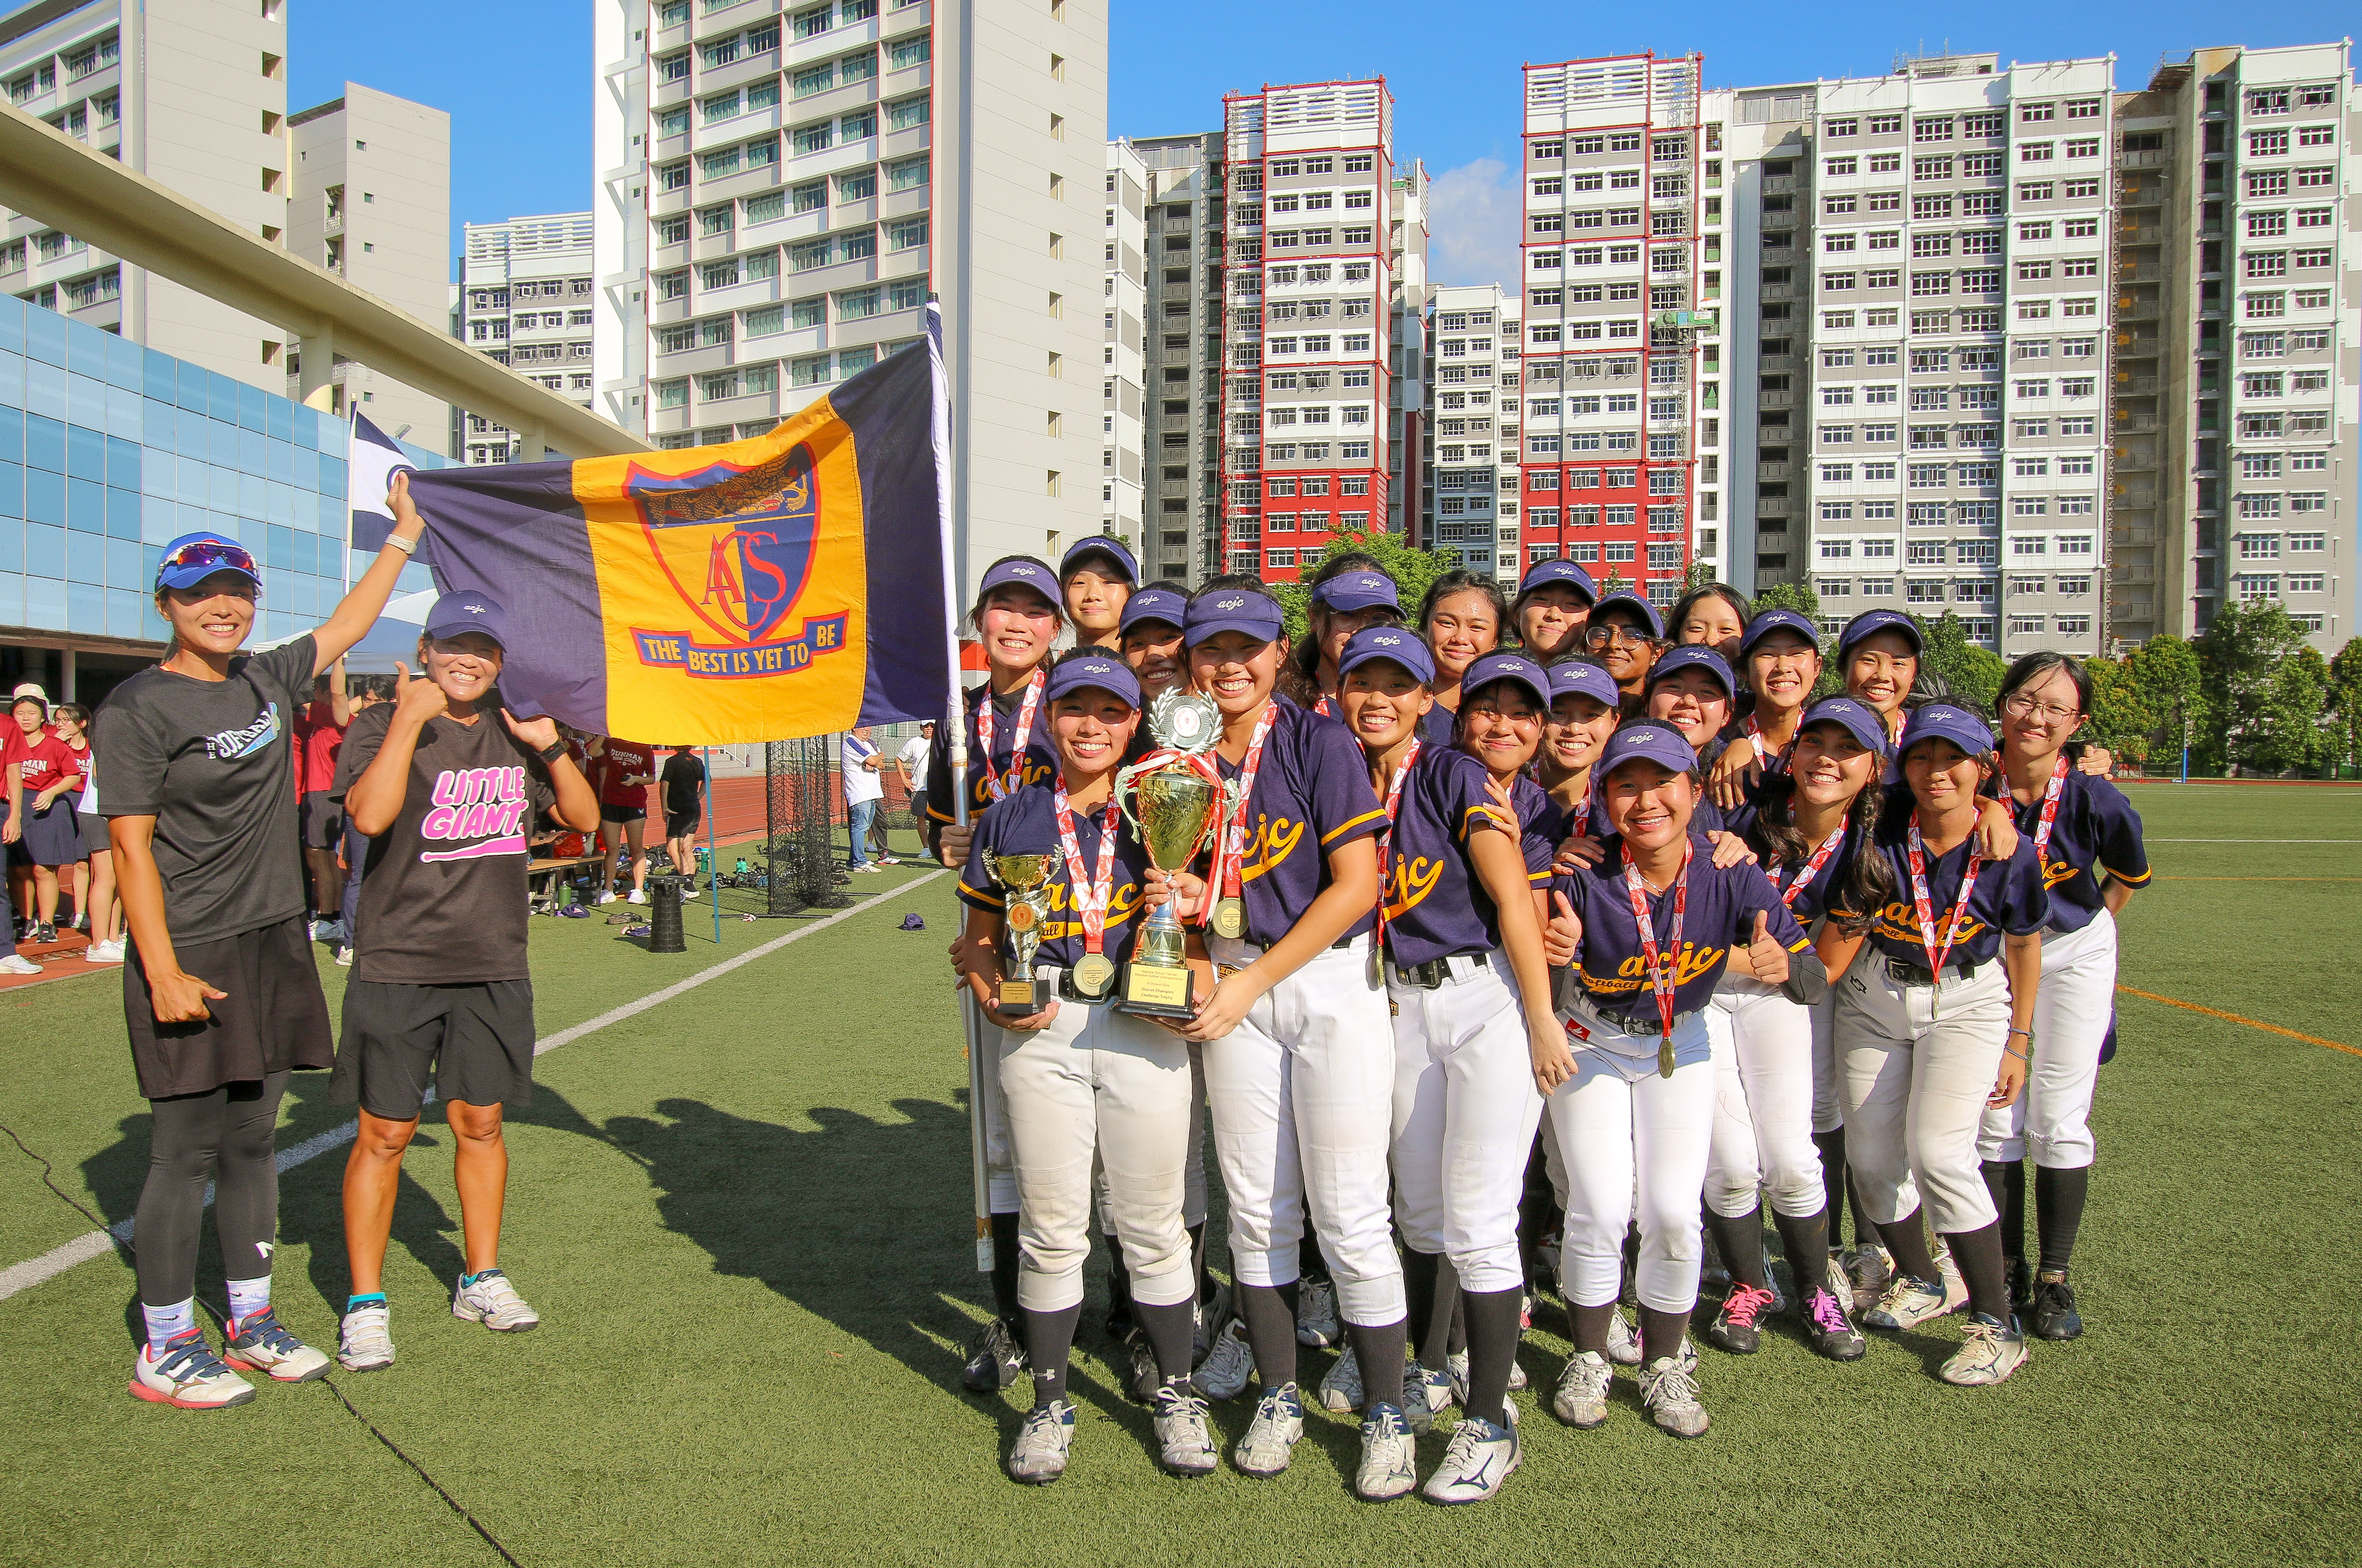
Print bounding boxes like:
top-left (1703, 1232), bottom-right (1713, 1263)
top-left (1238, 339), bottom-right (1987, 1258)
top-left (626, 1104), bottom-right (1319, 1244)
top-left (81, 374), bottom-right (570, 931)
top-left (1940, 1312), bottom-right (2029, 1386)
top-left (83, 939), bottom-right (123, 963)
top-left (129, 1332), bottom-right (255, 1409)
top-left (336, 1304), bottom-right (396, 1372)
top-left (1195, 1319), bottom-right (1255, 1401)
top-left (451, 1269), bottom-right (540, 1332)
top-left (1295, 1276), bottom-right (1340, 1347)
top-left (334, 947), bottom-right (354, 967)
top-left (1639, 1355), bottom-right (1711, 1438)
top-left (1233, 1383), bottom-right (1303, 1478)
top-left (1421, 1406), bottom-right (1522, 1504)
top-left (1317, 1343), bottom-right (1363, 1413)
top-left (597, 891), bottom-right (618, 905)
top-left (1604, 1307), bottom-right (1643, 1366)
top-left (1936, 1245), bottom-right (1970, 1316)
top-left (0, 953), bottom-right (43, 975)
top-left (1552, 1349), bottom-right (1613, 1429)
top-left (680, 886), bottom-right (699, 899)
top-left (626, 888), bottom-right (646, 904)
top-left (1863, 1273), bottom-right (1958, 1331)
top-left (1150, 1385), bottom-right (1218, 1478)
top-left (1354, 1402), bottom-right (1417, 1501)
top-left (1006, 1400), bottom-right (1075, 1484)
top-left (222, 1308), bottom-right (330, 1383)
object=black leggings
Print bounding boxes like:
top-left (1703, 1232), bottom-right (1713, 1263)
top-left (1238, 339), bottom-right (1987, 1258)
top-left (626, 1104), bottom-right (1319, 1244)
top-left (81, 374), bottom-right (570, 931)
top-left (132, 1073), bottom-right (289, 1307)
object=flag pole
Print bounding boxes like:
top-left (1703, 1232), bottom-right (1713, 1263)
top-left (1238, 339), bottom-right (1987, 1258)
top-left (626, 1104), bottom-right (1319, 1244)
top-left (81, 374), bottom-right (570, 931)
top-left (704, 746), bottom-right (721, 946)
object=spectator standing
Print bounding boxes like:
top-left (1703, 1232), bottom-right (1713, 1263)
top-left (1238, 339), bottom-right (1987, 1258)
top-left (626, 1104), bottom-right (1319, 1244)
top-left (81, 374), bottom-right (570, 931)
top-left (897, 721), bottom-right (934, 835)
top-left (841, 726), bottom-right (888, 872)
top-left (54, 704), bottom-right (112, 954)
top-left (292, 660), bottom-right (353, 943)
top-left (590, 735), bottom-right (657, 904)
top-left (334, 674), bottom-right (398, 968)
top-left (0, 702), bottom-right (32, 973)
top-left (660, 745), bottom-right (707, 896)
top-left (10, 694), bottom-right (84, 943)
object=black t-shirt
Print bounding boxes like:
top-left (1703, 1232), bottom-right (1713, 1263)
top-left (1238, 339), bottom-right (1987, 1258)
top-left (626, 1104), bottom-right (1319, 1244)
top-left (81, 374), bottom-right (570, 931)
top-left (331, 702), bottom-right (555, 985)
top-left (661, 752), bottom-right (706, 817)
top-left (94, 634), bottom-right (316, 944)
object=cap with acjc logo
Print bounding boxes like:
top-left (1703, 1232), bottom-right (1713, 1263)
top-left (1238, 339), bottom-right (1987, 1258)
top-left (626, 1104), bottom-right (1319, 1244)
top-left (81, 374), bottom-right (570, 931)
top-left (1337, 624), bottom-right (1435, 684)
top-left (423, 590), bottom-right (510, 650)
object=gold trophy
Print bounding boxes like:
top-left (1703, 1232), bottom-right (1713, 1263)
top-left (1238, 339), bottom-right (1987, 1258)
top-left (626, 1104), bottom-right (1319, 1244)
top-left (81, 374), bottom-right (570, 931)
top-left (984, 851), bottom-right (1056, 1012)
top-left (1115, 690), bottom-right (1226, 1018)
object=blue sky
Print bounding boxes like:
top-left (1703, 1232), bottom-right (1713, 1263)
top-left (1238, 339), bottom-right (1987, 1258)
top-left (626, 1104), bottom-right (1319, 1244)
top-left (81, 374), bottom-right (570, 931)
top-left (285, 0), bottom-right (2357, 283)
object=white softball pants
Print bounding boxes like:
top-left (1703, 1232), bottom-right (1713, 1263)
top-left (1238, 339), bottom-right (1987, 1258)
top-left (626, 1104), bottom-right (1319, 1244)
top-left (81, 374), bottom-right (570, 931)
top-left (1203, 934), bottom-right (1405, 1326)
top-left (1978, 910), bottom-right (2115, 1170)
top-left (1547, 1002), bottom-right (1716, 1314)
top-left (1100, 1041), bottom-right (1208, 1235)
top-left (1835, 957), bottom-right (2014, 1236)
top-left (997, 994), bottom-right (1196, 1314)
top-left (1704, 980), bottom-right (1828, 1221)
top-left (1388, 954), bottom-right (1546, 1296)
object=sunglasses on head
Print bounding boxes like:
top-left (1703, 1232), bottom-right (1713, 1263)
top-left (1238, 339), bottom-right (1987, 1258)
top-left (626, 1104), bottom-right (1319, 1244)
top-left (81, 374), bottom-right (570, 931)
top-left (160, 539), bottom-right (259, 579)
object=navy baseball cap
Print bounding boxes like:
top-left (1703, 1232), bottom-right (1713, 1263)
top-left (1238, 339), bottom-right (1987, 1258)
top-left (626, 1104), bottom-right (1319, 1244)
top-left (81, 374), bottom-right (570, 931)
top-left (1590, 590), bottom-right (1665, 640)
top-left (1898, 702), bottom-right (1993, 760)
top-left (1119, 585), bottom-right (1188, 635)
top-left (1183, 586), bottom-right (1285, 647)
top-left (1337, 624), bottom-right (1435, 685)
top-left (1519, 557), bottom-right (1598, 605)
top-left (1797, 695), bottom-right (1893, 757)
top-left (1312, 570), bottom-right (1400, 614)
top-left (1059, 535), bottom-right (1139, 585)
top-left (1460, 651), bottom-right (1553, 713)
top-left (423, 589), bottom-right (510, 649)
top-left (1597, 722), bottom-right (1699, 780)
top-left (1548, 659), bottom-right (1622, 710)
top-left (1043, 651), bottom-right (1142, 709)
top-left (977, 556), bottom-right (1061, 607)
top-left (1838, 608), bottom-right (1924, 659)
top-left (154, 532), bottom-right (262, 592)
top-left (1739, 607), bottom-right (1822, 657)
top-left (1645, 644), bottom-right (1736, 703)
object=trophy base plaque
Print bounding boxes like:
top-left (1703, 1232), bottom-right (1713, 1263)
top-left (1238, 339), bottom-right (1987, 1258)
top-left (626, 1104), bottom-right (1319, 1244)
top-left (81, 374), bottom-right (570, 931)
top-left (1117, 962), bottom-right (1197, 1019)
top-left (997, 978), bottom-right (1044, 1013)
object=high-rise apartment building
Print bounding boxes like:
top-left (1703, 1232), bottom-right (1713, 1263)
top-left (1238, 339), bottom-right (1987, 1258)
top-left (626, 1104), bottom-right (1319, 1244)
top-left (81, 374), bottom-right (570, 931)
top-left (1104, 141), bottom-right (1146, 546)
top-left (452, 213), bottom-right (597, 464)
top-left (2112, 44), bottom-right (2357, 651)
top-left (0, 0), bottom-right (292, 389)
top-left (1219, 79), bottom-right (1419, 585)
top-left (1519, 54), bottom-right (1709, 613)
top-left (1419, 281), bottom-right (1521, 578)
top-left (593, 0), bottom-right (1107, 575)
top-left (285, 84), bottom-right (451, 442)
top-left (1124, 132), bottom-right (1224, 585)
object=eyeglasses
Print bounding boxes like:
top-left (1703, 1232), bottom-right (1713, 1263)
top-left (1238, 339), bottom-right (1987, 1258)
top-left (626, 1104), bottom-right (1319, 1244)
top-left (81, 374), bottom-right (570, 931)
top-left (2001, 693), bottom-right (2082, 724)
top-left (158, 539), bottom-right (258, 579)
top-left (1583, 624), bottom-right (1652, 649)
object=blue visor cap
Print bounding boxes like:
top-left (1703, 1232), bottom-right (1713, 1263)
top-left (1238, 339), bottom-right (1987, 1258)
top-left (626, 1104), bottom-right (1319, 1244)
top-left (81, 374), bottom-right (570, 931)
top-left (1044, 652), bottom-right (1142, 710)
top-left (1837, 608), bottom-right (1924, 660)
top-left (1597, 722), bottom-right (1700, 781)
top-left (1798, 695), bottom-right (1894, 758)
top-left (1337, 624), bottom-right (1435, 685)
top-left (423, 590), bottom-right (511, 649)
top-left (1591, 590), bottom-right (1665, 640)
top-left (1739, 607), bottom-right (1822, 658)
top-left (1548, 659), bottom-right (1622, 710)
top-left (154, 532), bottom-right (262, 592)
top-left (1645, 644), bottom-right (1736, 703)
top-left (1460, 651), bottom-right (1553, 713)
top-left (1312, 570), bottom-right (1401, 614)
top-left (1060, 535), bottom-right (1139, 585)
top-left (1183, 587), bottom-right (1286, 648)
top-left (1119, 586), bottom-right (1188, 635)
top-left (1519, 556), bottom-right (1598, 604)
top-left (977, 556), bottom-right (1060, 607)
top-left (1898, 702), bottom-right (1994, 761)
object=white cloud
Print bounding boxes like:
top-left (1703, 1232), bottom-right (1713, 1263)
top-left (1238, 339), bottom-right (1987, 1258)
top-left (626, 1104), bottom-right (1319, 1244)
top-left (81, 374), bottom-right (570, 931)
top-left (1424, 157), bottom-right (1520, 290)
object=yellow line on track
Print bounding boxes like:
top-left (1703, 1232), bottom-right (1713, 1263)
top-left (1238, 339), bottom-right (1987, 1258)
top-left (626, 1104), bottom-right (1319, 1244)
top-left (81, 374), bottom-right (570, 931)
top-left (2116, 985), bottom-right (2361, 1059)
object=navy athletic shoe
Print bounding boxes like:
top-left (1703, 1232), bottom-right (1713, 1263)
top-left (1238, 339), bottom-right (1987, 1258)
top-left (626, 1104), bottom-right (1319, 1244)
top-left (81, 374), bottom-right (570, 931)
top-left (2030, 1274), bottom-right (2083, 1341)
top-left (962, 1316), bottom-right (1027, 1393)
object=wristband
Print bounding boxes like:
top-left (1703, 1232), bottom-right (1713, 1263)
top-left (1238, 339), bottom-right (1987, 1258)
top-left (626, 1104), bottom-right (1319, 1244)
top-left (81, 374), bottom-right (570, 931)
top-left (385, 531), bottom-right (419, 556)
top-left (2008, 1026), bottom-right (2033, 1039)
top-left (535, 740), bottom-right (568, 764)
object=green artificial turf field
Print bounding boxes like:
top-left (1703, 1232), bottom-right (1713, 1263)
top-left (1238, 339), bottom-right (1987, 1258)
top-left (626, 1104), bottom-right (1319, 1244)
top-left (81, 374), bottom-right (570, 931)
top-left (2, 794), bottom-right (2357, 1567)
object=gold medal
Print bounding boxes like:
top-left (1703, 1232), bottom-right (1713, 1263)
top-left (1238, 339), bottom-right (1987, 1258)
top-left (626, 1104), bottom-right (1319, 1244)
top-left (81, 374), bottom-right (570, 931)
top-left (1658, 1035), bottom-right (1675, 1079)
top-left (1070, 953), bottom-right (1116, 999)
top-left (1212, 897), bottom-right (1245, 939)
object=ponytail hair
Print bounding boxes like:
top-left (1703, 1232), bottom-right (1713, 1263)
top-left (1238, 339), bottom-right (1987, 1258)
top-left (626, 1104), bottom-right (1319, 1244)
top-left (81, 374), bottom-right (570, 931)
top-left (1755, 768), bottom-right (1896, 932)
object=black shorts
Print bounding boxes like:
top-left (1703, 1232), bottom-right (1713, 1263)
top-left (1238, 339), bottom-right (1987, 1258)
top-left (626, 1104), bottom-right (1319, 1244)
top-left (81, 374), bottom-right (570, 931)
top-left (125, 915), bottom-right (335, 1101)
top-left (331, 978), bottom-right (537, 1119)
top-left (78, 811), bottom-right (108, 853)
top-left (301, 791), bottom-right (344, 850)
top-left (602, 806), bottom-right (647, 825)
top-left (664, 809), bottom-right (700, 840)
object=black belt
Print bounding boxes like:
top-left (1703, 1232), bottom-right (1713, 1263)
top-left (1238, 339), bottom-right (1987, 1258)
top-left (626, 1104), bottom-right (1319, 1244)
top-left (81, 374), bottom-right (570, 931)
top-left (1886, 957), bottom-right (1980, 987)
top-left (1582, 1002), bottom-right (1696, 1038)
top-left (1388, 950), bottom-right (1489, 989)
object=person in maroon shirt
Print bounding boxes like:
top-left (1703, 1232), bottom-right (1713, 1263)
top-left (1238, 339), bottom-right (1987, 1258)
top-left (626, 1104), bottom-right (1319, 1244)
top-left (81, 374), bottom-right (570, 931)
top-left (292, 660), bottom-right (353, 943)
top-left (10, 695), bottom-right (83, 943)
top-left (589, 736), bottom-right (657, 904)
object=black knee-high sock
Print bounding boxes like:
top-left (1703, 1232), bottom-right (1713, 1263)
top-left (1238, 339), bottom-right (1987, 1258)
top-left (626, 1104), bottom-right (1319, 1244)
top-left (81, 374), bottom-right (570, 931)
top-left (1877, 1206), bottom-right (1941, 1287)
top-left (1637, 1304), bottom-right (1689, 1367)
top-left (1442, 1256), bottom-right (1468, 1355)
top-left (1460, 1287), bottom-right (1523, 1426)
top-left (1234, 1280), bottom-right (1299, 1391)
top-left (1705, 1203), bottom-right (1770, 1292)
top-left (1944, 1222), bottom-right (2010, 1322)
top-left (1022, 1303), bottom-right (1083, 1407)
top-left (1848, 1171), bottom-right (1884, 1253)
top-left (1812, 1129), bottom-right (1848, 1241)
top-left (1517, 1140), bottom-right (1554, 1284)
top-left (1570, 1300), bottom-right (1617, 1354)
top-left (1621, 1224), bottom-right (1642, 1290)
top-left (1772, 1208), bottom-right (1833, 1301)
top-left (1102, 1229), bottom-right (1132, 1322)
top-left (1402, 1249), bottom-right (1450, 1367)
top-left (1299, 1228), bottom-right (1329, 1283)
top-left (1135, 1298), bottom-right (1196, 1386)
top-left (990, 1212), bottom-right (1023, 1322)
top-left (2034, 1165), bottom-right (2091, 1277)
top-left (1982, 1158), bottom-right (2027, 1269)
top-left (1188, 1222), bottom-right (1212, 1303)
top-left (1345, 1317), bottom-right (1408, 1412)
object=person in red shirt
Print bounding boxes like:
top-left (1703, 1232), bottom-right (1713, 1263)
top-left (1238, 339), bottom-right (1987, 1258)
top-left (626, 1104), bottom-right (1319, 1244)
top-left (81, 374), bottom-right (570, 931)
top-left (52, 703), bottom-right (112, 956)
top-left (291, 660), bottom-right (354, 944)
top-left (587, 735), bottom-right (656, 904)
top-left (9, 695), bottom-right (84, 943)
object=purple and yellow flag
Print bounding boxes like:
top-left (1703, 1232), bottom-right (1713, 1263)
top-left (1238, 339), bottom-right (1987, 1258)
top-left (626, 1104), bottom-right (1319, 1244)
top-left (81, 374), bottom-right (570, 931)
top-left (379, 317), bottom-right (953, 745)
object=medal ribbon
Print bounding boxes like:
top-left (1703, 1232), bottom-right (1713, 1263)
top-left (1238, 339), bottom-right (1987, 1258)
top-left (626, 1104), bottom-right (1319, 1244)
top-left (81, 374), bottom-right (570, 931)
top-left (1778, 824), bottom-right (1847, 909)
top-left (2027, 752), bottom-right (2069, 865)
top-left (1744, 713), bottom-right (1795, 775)
top-left (1053, 776), bottom-right (1121, 961)
top-left (1621, 839), bottom-right (1691, 1041)
top-left (1205, 699), bottom-right (1280, 930)
top-left (1372, 739), bottom-right (1422, 950)
top-left (1314, 695), bottom-right (1336, 719)
top-left (976, 668), bottom-right (1046, 804)
top-left (1904, 816), bottom-right (1984, 982)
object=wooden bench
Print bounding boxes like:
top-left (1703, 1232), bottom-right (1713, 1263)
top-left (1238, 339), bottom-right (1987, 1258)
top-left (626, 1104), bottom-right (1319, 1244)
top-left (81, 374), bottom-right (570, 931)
top-left (527, 854), bottom-right (604, 912)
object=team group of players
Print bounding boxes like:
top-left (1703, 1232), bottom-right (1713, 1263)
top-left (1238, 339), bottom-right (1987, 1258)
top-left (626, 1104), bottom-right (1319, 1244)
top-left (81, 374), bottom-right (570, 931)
top-left (937, 537), bottom-right (2149, 1503)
